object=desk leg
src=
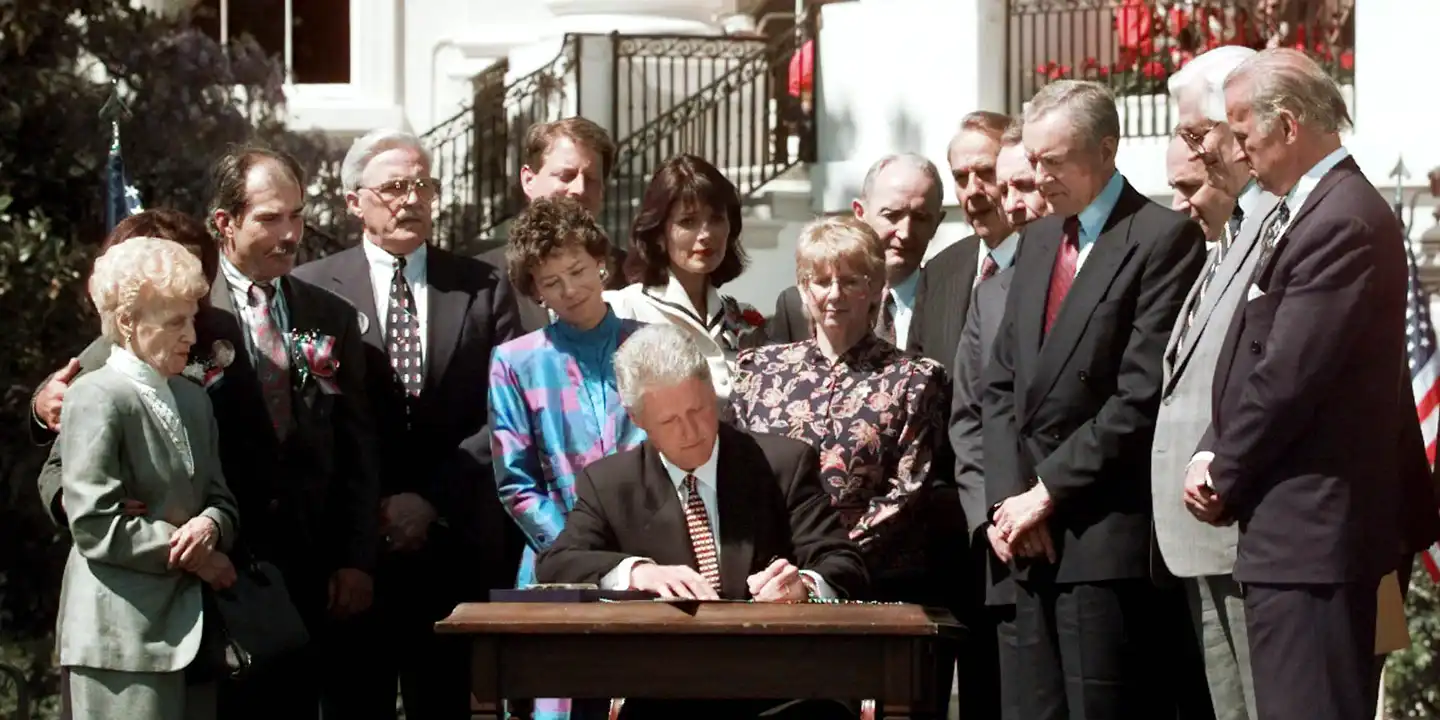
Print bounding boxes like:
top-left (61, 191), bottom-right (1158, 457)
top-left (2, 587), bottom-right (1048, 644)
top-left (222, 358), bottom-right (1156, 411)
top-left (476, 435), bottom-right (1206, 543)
top-left (471, 638), bottom-right (507, 718)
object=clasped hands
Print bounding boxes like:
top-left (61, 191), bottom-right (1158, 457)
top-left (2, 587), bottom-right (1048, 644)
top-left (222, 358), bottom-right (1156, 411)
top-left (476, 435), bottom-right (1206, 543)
top-left (1182, 456), bottom-right (1230, 526)
top-left (988, 484), bottom-right (1057, 564)
top-left (166, 514), bottom-right (236, 590)
top-left (630, 557), bottom-right (810, 602)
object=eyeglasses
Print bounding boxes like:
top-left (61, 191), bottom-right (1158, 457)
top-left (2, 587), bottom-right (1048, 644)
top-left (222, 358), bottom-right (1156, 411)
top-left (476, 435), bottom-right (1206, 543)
top-left (1176, 124), bottom-right (1217, 160)
top-left (805, 274), bottom-right (870, 295)
top-left (363, 177), bottom-right (442, 201)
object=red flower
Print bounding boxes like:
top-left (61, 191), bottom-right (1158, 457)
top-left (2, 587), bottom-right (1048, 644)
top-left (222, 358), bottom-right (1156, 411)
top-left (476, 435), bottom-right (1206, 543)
top-left (1339, 50), bottom-right (1354, 71)
top-left (1141, 60), bottom-right (1167, 79)
top-left (742, 309), bottom-right (766, 328)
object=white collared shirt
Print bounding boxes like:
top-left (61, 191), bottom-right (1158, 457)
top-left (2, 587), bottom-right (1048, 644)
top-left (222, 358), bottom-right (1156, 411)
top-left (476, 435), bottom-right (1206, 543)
top-left (598, 436), bottom-right (836, 598)
top-left (219, 255), bottom-right (289, 366)
top-left (978, 232), bottom-right (1021, 279)
top-left (1272, 146), bottom-right (1351, 239)
top-left (887, 270), bottom-right (922, 349)
top-left (361, 238), bottom-right (429, 358)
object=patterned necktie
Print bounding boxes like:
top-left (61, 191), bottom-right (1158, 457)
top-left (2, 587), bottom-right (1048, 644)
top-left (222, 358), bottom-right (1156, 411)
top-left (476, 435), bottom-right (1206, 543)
top-left (386, 255), bottom-right (423, 400)
top-left (1043, 216), bottom-right (1081, 336)
top-left (248, 283), bottom-right (291, 439)
top-left (1174, 206), bottom-right (1246, 358)
top-left (875, 291), bottom-right (897, 345)
top-left (976, 253), bottom-right (1000, 288)
top-left (682, 474), bottom-right (721, 592)
top-left (1248, 199), bottom-right (1291, 288)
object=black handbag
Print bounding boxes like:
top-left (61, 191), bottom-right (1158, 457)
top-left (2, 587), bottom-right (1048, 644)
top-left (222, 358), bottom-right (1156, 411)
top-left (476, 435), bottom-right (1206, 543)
top-left (189, 546), bottom-right (310, 684)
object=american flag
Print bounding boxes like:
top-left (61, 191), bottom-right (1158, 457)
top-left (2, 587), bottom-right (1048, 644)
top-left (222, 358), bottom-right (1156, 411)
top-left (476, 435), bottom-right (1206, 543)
top-left (104, 120), bottom-right (143, 231)
top-left (1404, 240), bottom-right (1440, 580)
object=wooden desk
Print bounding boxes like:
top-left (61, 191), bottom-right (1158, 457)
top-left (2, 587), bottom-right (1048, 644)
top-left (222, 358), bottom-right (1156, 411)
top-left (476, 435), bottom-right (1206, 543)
top-left (438, 601), bottom-right (961, 720)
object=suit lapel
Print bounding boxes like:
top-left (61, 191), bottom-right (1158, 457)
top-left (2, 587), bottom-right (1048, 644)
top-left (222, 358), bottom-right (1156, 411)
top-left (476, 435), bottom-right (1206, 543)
top-left (1013, 224), bottom-right (1059, 421)
top-left (423, 249), bottom-right (470, 393)
top-left (1022, 186), bottom-right (1141, 422)
top-left (331, 247), bottom-right (382, 349)
top-left (639, 444), bottom-right (695, 569)
top-left (202, 274), bottom-right (263, 399)
top-left (1166, 195), bottom-right (1278, 388)
top-left (714, 428), bottom-right (756, 599)
top-left (1250, 157), bottom-right (1356, 287)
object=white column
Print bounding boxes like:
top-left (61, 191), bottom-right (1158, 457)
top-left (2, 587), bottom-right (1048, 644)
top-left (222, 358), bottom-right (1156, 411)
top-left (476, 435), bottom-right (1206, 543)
top-left (812, 0), bottom-right (1007, 213)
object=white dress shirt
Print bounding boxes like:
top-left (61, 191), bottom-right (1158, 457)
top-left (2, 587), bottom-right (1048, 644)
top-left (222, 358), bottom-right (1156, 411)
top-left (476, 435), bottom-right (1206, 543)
top-left (980, 232), bottom-right (1021, 276)
top-left (218, 255), bottom-right (288, 367)
top-left (887, 270), bottom-right (922, 349)
top-left (362, 239), bottom-right (430, 359)
top-left (599, 436), bottom-right (837, 599)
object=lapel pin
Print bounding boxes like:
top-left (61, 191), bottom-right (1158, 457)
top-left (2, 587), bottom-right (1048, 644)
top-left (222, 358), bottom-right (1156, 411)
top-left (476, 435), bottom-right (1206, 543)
top-left (211, 340), bottom-right (235, 369)
top-left (357, 311), bottom-right (370, 335)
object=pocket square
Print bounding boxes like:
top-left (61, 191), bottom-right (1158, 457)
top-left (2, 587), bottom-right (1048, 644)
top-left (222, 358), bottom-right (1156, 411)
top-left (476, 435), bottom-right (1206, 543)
top-left (1247, 284), bottom-right (1265, 302)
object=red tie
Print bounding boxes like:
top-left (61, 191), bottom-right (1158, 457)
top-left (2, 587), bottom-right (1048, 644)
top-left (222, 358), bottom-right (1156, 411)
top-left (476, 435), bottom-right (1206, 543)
top-left (1043, 217), bottom-right (1081, 336)
top-left (976, 254), bottom-right (1000, 288)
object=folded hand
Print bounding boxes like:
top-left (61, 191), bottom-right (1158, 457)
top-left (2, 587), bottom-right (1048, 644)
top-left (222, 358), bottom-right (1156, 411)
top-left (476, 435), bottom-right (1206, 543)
top-left (195, 551), bottom-right (237, 590)
top-left (380, 493), bottom-right (437, 551)
top-left (1182, 459), bottom-right (1227, 525)
top-left (630, 563), bottom-right (719, 600)
top-left (169, 516), bottom-right (219, 571)
top-left (1011, 523), bottom-right (1057, 563)
top-left (746, 558), bottom-right (808, 603)
top-left (986, 523), bottom-right (1014, 564)
top-left (994, 485), bottom-right (1054, 542)
top-left (328, 568), bottom-right (373, 619)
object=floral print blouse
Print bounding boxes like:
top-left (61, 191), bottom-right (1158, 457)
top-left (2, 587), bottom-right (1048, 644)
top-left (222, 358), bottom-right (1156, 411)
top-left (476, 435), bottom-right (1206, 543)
top-left (727, 334), bottom-right (950, 576)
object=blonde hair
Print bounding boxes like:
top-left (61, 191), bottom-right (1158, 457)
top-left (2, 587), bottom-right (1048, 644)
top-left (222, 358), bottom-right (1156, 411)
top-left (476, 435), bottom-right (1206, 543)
top-left (795, 215), bottom-right (886, 284)
top-left (89, 236), bottom-right (209, 344)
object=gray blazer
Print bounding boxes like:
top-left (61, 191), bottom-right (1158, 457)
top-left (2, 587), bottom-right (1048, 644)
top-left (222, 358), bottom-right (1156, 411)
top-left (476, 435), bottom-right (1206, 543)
top-left (56, 364), bottom-right (239, 672)
top-left (950, 269), bottom-right (1014, 606)
top-left (1150, 191), bottom-right (1281, 578)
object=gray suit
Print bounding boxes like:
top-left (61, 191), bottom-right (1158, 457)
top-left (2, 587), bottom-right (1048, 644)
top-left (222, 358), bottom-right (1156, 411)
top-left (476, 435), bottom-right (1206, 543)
top-left (57, 362), bottom-right (239, 719)
top-left (1151, 190), bottom-right (1280, 720)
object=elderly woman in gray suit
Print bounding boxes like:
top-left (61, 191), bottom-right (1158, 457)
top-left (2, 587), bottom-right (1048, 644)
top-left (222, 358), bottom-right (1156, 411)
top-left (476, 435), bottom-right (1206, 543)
top-left (57, 236), bottom-right (240, 720)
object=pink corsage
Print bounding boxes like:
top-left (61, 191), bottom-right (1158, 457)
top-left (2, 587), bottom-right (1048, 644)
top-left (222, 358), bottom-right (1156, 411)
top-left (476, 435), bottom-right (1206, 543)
top-left (287, 330), bottom-right (341, 394)
top-left (181, 340), bottom-right (234, 390)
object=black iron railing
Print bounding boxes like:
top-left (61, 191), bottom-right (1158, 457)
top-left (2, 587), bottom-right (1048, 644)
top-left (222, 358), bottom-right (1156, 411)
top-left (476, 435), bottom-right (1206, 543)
top-left (421, 36), bottom-right (580, 248)
top-left (603, 14), bottom-right (817, 246)
top-left (1007, 0), bottom-right (1355, 137)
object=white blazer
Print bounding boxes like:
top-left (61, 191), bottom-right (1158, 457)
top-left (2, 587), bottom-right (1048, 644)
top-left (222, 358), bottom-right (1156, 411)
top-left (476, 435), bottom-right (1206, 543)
top-left (604, 276), bottom-right (768, 402)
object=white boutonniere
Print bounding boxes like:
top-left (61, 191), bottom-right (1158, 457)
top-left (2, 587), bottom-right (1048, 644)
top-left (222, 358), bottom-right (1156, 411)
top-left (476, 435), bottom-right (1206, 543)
top-left (180, 340), bottom-right (234, 390)
top-left (286, 330), bottom-right (341, 394)
top-left (719, 296), bottom-right (768, 351)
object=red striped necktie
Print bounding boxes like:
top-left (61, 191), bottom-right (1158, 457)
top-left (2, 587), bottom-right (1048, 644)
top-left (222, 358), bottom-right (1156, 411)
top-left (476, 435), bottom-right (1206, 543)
top-left (682, 474), bottom-right (721, 591)
top-left (1043, 216), bottom-right (1081, 336)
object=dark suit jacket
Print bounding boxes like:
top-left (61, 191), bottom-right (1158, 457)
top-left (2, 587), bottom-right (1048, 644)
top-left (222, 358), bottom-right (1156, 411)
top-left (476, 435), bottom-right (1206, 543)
top-left (476, 243), bottom-right (627, 334)
top-left (912, 235), bottom-right (982, 370)
top-left (1199, 156), bottom-right (1420, 585)
top-left (768, 285), bottom-right (810, 345)
top-left (982, 178), bottom-right (1206, 584)
top-left (293, 244), bottom-right (523, 593)
top-left (951, 269), bottom-right (1015, 606)
top-left (198, 273), bottom-right (381, 580)
top-left (535, 424), bottom-right (868, 600)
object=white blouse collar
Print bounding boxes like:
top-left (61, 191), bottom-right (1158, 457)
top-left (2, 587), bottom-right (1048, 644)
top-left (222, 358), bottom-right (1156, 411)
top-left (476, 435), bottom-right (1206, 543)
top-left (107, 345), bottom-right (169, 393)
